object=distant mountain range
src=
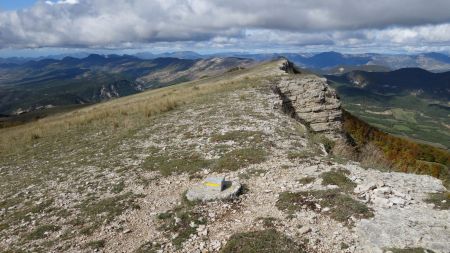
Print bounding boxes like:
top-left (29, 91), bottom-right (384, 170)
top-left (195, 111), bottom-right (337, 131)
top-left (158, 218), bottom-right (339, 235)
top-left (129, 51), bottom-right (450, 72)
top-left (326, 68), bottom-right (450, 100)
top-left (0, 54), bottom-right (253, 115)
top-left (234, 51), bottom-right (450, 72)
top-left (2, 51), bottom-right (450, 72)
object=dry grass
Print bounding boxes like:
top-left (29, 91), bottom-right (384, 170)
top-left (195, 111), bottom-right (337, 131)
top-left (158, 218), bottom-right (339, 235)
top-left (143, 152), bottom-right (212, 176)
top-left (385, 248), bottom-right (436, 253)
top-left (277, 190), bottom-right (373, 226)
top-left (156, 195), bottom-right (206, 249)
top-left (425, 192), bottom-right (450, 210)
top-left (210, 130), bottom-right (265, 144)
top-left (359, 143), bottom-right (393, 171)
top-left (331, 139), bottom-right (358, 160)
top-left (214, 147), bottom-right (267, 172)
top-left (320, 169), bottom-right (356, 192)
top-left (0, 61), bottom-right (282, 157)
top-left (297, 176), bottom-right (315, 185)
top-left (221, 229), bottom-right (305, 253)
top-left (287, 150), bottom-right (313, 160)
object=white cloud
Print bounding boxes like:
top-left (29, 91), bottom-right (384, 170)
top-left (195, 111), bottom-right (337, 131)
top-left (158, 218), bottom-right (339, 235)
top-left (0, 0), bottom-right (449, 51)
top-left (366, 24), bottom-right (450, 44)
top-left (45, 0), bottom-right (79, 6)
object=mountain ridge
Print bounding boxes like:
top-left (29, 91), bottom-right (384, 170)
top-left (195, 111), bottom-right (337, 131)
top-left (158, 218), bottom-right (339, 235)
top-left (3, 51), bottom-right (450, 72)
top-left (0, 55), bottom-right (254, 115)
top-left (326, 67), bottom-right (450, 100)
top-left (0, 59), bottom-right (448, 253)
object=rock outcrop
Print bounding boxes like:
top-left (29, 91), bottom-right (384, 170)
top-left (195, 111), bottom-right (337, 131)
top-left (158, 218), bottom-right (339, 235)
top-left (272, 67), bottom-right (343, 136)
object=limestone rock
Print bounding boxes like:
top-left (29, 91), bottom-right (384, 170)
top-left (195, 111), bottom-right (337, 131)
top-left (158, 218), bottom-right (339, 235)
top-left (271, 71), bottom-right (343, 137)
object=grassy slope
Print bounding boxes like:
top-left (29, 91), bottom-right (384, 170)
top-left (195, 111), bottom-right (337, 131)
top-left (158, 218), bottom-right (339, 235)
top-left (0, 60), bottom-right (279, 154)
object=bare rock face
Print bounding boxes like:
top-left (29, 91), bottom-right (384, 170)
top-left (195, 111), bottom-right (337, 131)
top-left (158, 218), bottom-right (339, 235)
top-left (272, 73), bottom-right (343, 136)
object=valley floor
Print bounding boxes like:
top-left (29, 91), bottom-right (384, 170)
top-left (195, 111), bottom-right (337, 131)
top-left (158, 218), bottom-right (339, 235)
top-left (0, 63), bottom-right (448, 253)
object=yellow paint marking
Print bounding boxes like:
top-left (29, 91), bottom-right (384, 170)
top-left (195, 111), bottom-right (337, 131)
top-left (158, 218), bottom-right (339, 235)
top-left (204, 182), bottom-right (221, 187)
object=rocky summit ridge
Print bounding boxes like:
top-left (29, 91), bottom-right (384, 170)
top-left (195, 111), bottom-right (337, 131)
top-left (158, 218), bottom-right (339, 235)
top-left (0, 59), bottom-right (448, 253)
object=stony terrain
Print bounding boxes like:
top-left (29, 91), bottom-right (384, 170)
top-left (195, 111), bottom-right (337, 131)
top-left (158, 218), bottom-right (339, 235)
top-left (0, 60), bottom-right (448, 253)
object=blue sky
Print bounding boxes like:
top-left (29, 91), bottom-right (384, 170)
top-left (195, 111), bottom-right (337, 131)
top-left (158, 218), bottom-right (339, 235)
top-left (0, 0), bottom-right (35, 10)
top-left (1, 0), bottom-right (450, 57)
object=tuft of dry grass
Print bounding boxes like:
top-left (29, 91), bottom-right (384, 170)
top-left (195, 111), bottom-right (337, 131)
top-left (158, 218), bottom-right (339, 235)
top-left (425, 192), bottom-right (450, 210)
top-left (214, 147), bottom-right (267, 172)
top-left (221, 229), bottom-right (305, 253)
top-left (287, 150), bottom-right (312, 160)
top-left (297, 176), bottom-right (315, 185)
top-left (331, 139), bottom-right (358, 160)
top-left (211, 130), bottom-right (265, 144)
top-left (320, 169), bottom-right (356, 192)
top-left (359, 143), bottom-right (393, 171)
top-left (25, 224), bottom-right (60, 241)
top-left (277, 190), bottom-right (373, 226)
top-left (385, 248), bottom-right (436, 253)
top-left (85, 240), bottom-right (106, 250)
top-left (144, 152), bottom-right (212, 176)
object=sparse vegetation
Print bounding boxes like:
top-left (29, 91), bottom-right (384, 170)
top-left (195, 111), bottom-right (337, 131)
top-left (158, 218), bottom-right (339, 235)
top-left (215, 147), bottom-right (267, 172)
top-left (211, 130), bottom-right (264, 144)
top-left (277, 190), bottom-right (373, 226)
top-left (297, 176), bottom-right (315, 185)
top-left (239, 168), bottom-right (267, 179)
top-left (425, 192), bottom-right (450, 210)
top-left (320, 169), bottom-right (356, 192)
top-left (384, 248), bottom-right (436, 253)
top-left (144, 146), bottom-right (267, 177)
top-left (1, 198), bottom-right (55, 233)
top-left (135, 241), bottom-right (160, 253)
top-left (341, 242), bottom-right (350, 250)
top-left (359, 143), bottom-right (393, 171)
top-left (85, 239), bottom-right (106, 249)
top-left (111, 180), bottom-right (126, 193)
top-left (157, 203), bottom-right (206, 248)
top-left (256, 217), bottom-right (279, 228)
top-left (308, 133), bottom-right (335, 153)
top-left (75, 192), bottom-right (142, 235)
top-left (287, 150), bottom-right (313, 160)
top-left (25, 225), bottom-right (60, 241)
top-left (221, 229), bottom-right (305, 253)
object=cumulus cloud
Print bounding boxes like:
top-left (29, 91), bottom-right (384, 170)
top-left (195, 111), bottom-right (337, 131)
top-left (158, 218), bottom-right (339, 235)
top-left (0, 0), bottom-right (449, 51)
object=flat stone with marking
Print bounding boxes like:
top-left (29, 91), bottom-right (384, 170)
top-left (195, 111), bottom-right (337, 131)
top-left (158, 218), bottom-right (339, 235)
top-left (186, 176), bottom-right (241, 202)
